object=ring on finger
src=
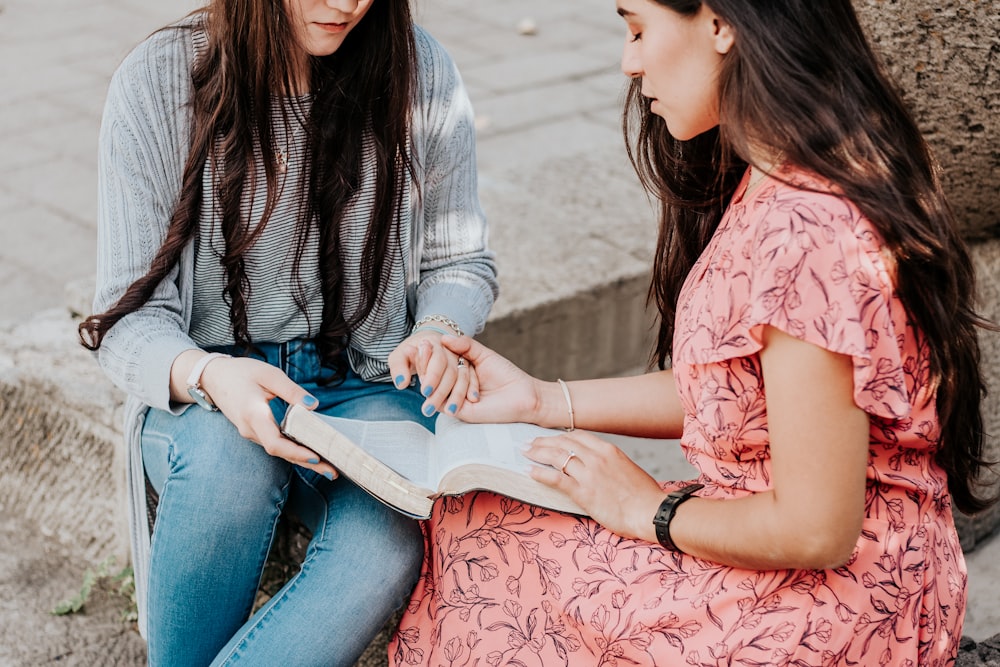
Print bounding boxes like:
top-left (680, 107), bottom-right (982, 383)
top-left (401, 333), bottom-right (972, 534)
top-left (560, 450), bottom-right (577, 475)
top-left (457, 357), bottom-right (467, 368)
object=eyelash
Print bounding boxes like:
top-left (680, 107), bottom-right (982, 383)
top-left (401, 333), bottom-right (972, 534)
top-left (630, 32), bottom-right (641, 42)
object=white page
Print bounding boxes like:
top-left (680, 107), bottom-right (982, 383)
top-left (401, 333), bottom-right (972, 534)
top-left (314, 415), bottom-right (435, 489)
top-left (431, 415), bottom-right (563, 483)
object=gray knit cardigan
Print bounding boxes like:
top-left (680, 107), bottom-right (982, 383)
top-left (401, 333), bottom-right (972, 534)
top-left (92, 17), bottom-right (498, 636)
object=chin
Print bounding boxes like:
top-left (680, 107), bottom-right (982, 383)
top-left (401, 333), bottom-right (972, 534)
top-left (663, 118), bottom-right (718, 142)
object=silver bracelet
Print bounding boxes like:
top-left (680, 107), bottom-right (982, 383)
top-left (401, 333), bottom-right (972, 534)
top-left (412, 314), bottom-right (463, 337)
top-left (556, 378), bottom-right (575, 431)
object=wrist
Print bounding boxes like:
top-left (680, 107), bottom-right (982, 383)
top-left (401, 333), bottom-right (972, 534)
top-left (652, 483), bottom-right (704, 552)
top-left (412, 314), bottom-right (463, 338)
top-left (535, 380), bottom-right (574, 429)
top-left (184, 352), bottom-right (231, 411)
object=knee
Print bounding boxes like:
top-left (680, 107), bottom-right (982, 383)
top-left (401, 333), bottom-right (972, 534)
top-left (351, 515), bottom-right (424, 599)
top-left (317, 483), bottom-right (424, 581)
top-left (146, 412), bottom-right (293, 530)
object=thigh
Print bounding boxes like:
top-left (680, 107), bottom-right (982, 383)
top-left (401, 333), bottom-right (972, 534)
top-left (142, 405), bottom-right (291, 503)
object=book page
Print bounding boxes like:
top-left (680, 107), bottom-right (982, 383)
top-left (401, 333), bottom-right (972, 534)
top-left (312, 415), bottom-right (436, 490)
top-left (430, 416), bottom-right (564, 484)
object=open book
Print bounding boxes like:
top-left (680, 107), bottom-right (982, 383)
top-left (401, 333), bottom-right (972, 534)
top-left (280, 404), bottom-right (587, 519)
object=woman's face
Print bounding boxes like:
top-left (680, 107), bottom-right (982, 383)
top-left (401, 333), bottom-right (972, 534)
top-left (617, 0), bottom-right (733, 141)
top-left (285, 0), bottom-right (375, 57)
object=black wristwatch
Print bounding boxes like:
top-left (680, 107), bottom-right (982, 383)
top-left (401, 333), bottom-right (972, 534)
top-left (652, 483), bottom-right (704, 551)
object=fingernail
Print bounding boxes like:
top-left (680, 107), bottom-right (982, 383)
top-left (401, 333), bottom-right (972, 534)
top-left (323, 471), bottom-right (334, 481)
top-left (423, 403), bottom-right (436, 417)
top-left (447, 403), bottom-right (457, 414)
top-left (472, 391), bottom-right (480, 400)
top-left (307, 457), bottom-right (320, 465)
top-left (394, 375), bottom-right (405, 388)
top-left (421, 385), bottom-right (433, 397)
top-left (302, 395), bottom-right (318, 407)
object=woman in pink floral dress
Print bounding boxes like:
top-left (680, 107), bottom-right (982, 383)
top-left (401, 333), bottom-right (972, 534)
top-left (390, 0), bottom-right (995, 665)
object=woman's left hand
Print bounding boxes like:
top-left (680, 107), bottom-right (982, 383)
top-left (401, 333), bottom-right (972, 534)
top-left (525, 431), bottom-right (666, 542)
top-left (388, 329), bottom-right (479, 418)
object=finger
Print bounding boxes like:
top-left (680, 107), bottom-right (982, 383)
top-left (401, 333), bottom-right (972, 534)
top-left (279, 438), bottom-right (340, 480)
top-left (439, 334), bottom-right (489, 365)
top-left (255, 418), bottom-right (339, 479)
top-left (442, 356), bottom-right (471, 415)
top-left (257, 364), bottom-right (318, 410)
top-left (523, 435), bottom-right (581, 472)
top-left (419, 345), bottom-right (457, 418)
top-left (528, 461), bottom-right (575, 491)
top-left (387, 342), bottom-right (418, 390)
top-left (416, 338), bottom-right (436, 393)
top-left (466, 364), bottom-right (481, 402)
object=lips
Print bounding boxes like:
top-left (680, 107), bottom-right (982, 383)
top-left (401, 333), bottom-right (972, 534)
top-left (315, 21), bottom-right (349, 33)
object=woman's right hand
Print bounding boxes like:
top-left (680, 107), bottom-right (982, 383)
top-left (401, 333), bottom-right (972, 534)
top-left (195, 355), bottom-right (339, 480)
top-left (437, 335), bottom-right (543, 425)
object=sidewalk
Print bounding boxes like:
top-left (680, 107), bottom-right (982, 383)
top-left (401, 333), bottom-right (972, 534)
top-left (0, 1), bottom-right (997, 665)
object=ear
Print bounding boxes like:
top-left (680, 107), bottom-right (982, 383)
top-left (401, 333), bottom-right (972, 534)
top-left (711, 17), bottom-right (735, 55)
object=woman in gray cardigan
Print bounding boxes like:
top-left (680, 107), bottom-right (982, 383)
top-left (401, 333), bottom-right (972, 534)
top-left (78, 1), bottom-right (498, 665)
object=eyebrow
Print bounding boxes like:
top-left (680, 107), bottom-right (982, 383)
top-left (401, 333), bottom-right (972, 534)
top-left (617, 8), bottom-right (634, 18)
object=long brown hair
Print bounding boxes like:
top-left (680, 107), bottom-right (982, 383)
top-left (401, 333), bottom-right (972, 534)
top-left (79, 0), bottom-right (417, 380)
top-left (624, 0), bottom-right (996, 513)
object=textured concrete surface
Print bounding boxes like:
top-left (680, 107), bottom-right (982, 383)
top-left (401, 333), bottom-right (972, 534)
top-left (855, 0), bottom-right (1000, 241)
top-left (1, 1), bottom-right (999, 666)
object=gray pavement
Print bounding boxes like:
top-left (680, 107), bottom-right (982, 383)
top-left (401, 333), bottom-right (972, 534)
top-left (0, 0), bottom-right (997, 664)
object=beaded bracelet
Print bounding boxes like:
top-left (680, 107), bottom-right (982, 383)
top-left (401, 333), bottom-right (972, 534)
top-left (412, 314), bottom-right (464, 337)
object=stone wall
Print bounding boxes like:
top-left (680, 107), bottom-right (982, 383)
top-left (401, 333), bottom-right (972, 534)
top-left (856, 0), bottom-right (1000, 241)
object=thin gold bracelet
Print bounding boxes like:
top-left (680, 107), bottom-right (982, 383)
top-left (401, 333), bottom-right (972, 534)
top-left (556, 378), bottom-right (575, 431)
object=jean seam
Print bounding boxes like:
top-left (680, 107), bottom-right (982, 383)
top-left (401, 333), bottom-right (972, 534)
top-left (217, 474), bottom-right (328, 665)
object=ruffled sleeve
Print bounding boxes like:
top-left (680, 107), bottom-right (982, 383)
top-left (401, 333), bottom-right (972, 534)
top-left (672, 177), bottom-right (911, 420)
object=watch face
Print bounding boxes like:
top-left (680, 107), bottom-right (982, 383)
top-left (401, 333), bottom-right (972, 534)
top-left (187, 385), bottom-right (217, 411)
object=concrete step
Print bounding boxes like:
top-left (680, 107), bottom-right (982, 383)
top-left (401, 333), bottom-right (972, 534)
top-left (3, 159), bottom-right (1000, 663)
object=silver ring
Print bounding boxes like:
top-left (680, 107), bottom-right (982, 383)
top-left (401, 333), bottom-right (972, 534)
top-left (457, 357), bottom-right (467, 368)
top-left (560, 450), bottom-right (577, 475)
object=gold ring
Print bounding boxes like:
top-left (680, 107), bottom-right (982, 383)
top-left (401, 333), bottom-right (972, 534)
top-left (560, 450), bottom-right (577, 475)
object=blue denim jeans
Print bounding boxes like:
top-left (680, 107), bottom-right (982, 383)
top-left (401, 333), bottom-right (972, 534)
top-left (141, 340), bottom-right (433, 667)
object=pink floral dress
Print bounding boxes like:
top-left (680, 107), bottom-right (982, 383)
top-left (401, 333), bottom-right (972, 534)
top-left (390, 168), bottom-right (967, 666)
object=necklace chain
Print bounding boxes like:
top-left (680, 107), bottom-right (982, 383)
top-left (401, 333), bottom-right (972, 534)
top-left (275, 119), bottom-right (306, 174)
top-left (747, 165), bottom-right (768, 192)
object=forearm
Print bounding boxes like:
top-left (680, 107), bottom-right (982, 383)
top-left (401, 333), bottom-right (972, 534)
top-left (534, 371), bottom-right (684, 439)
top-left (657, 490), bottom-right (861, 570)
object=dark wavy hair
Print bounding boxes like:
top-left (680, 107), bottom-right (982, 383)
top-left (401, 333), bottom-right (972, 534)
top-left (623, 0), bottom-right (996, 514)
top-left (78, 0), bottom-right (417, 381)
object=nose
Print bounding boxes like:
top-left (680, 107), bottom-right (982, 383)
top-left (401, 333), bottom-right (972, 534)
top-left (621, 37), bottom-right (642, 79)
top-left (326, 0), bottom-right (359, 10)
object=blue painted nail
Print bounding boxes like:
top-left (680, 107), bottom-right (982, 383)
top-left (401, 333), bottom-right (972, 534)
top-left (307, 457), bottom-right (319, 465)
top-left (302, 395), bottom-right (318, 407)
top-left (472, 391), bottom-right (480, 400)
top-left (394, 375), bottom-right (405, 388)
top-left (323, 471), bottom-right (334, 481)
top-left (423, 404), bottom-right (436, 417)
top-left (447, 403), bottom-right (457, 414)
top-left (421, 385), bottom-right (434, 397)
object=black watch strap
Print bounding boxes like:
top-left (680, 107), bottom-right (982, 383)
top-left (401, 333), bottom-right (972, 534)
top-left (652, 483), bottom-right (704, 551)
